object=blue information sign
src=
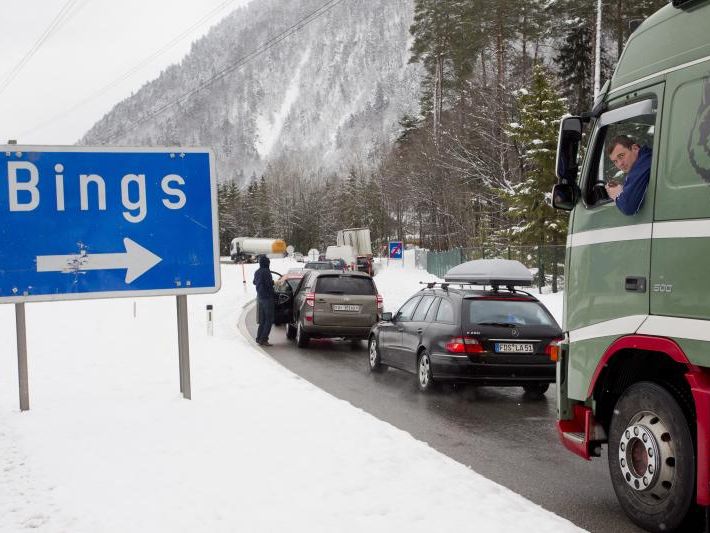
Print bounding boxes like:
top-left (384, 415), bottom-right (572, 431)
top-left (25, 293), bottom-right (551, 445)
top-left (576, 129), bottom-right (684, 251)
top-left (0, 145), bottom-right (220, 303)
top-left (389, 241), bottom-right (403, 260)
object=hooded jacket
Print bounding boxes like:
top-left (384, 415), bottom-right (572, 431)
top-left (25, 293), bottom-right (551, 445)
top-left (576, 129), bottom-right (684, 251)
top-left (253, 256), bottom-right (274, 299)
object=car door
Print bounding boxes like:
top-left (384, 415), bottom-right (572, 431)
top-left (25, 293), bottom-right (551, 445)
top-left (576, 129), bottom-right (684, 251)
top-left (566, 87), bottom-right (661, 400)
top-left (381, 295), bottom-right (421, 368)
top-left (426, 297), bottom-right (459, 363)
top-left (273, 282), bottom-right (293, 325)
top-left (399, 295), bottom-right (436, 371)
top-left (312, 274), bottom-right (377, 328)
top-left (292, 272), bottom-right (313, 324)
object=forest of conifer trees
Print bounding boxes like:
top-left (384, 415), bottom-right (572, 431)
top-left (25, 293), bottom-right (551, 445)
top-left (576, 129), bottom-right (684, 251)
top-left (218, 0), bottom-right (666, 257)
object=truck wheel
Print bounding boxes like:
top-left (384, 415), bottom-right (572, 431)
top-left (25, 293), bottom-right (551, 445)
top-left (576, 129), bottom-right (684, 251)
top-left (608, 381), bottom-right (695, 532)
top-left (296, 321), bottom-right (310, 348)
top-left (368, 336), bottom-right (385, 373)
top-left (286, 323), bottom-right (296, 340)
top-left (417, 350), bottom-right (436, 392)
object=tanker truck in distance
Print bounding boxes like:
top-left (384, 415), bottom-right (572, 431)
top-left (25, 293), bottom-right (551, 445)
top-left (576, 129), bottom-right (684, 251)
top-left (230, 238), bottom-right (287, 263)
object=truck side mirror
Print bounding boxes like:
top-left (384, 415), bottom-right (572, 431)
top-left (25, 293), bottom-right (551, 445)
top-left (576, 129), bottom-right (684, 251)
top-left (381, 312), bottom-right (393, 321)
top-left (556, 116), bottom-right (583, 182)
top-left (551, 183), bottom-right (580, 211)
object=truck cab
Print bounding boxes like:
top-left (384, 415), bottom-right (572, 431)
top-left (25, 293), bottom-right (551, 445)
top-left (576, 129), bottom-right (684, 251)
top-left (552, 1), bottom-right (710, 530)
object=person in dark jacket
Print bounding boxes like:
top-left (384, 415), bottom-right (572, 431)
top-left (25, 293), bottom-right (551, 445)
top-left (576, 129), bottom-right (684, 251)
top-left (605, 135), bottom-right (652, 215)
top-left (253, 255), bottom-right (275, 346)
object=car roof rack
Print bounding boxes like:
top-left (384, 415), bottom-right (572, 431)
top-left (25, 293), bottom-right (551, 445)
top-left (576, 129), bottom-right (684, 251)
top-left (420, 281), bottom-right (449, 291)
top-left (443, 259), bottom-right (533, 289)
top-left (420, 280), bottom-right (533, 294)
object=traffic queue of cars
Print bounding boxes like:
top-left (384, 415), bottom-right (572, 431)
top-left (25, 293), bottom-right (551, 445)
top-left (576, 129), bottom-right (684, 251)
top-left (270, 258), bottom-right (562, 396)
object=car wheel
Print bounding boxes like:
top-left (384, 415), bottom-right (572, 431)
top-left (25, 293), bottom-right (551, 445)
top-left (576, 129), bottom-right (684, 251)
top-left (417, 350), bottom-right (436, 392)
top-left (295, 321), bottom-right (310, 348)
top-left (608, 382), bottom-right (696, 532)
top-left (368, 336), bottom-right (385, 373)
top-left (522, 383), bottom-right (549, 397)
top-left (286, 322), bottom-right (296, 340)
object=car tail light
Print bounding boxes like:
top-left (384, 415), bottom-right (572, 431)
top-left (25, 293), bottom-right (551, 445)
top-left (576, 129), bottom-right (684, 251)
top-left (376, 294), bottom-right (383, 311)
top-left (445, 336), bottom-right (485, 354)
top-left (545, 338), bottom-right (564, 362)
top-left (305, 292), bottom-right (315, 308)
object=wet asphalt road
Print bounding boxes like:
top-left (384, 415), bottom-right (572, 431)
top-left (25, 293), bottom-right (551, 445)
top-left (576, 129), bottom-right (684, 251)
top-left (244, 307), bottom-right (644, 533)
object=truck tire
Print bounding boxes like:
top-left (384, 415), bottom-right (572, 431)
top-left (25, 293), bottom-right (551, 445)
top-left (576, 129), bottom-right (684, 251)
top-left (608, 381), bottom-right (696, 532)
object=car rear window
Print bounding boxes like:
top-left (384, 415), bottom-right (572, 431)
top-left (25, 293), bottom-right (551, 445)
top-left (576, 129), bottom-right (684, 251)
top-left (464, 299), bottom-right (557, 327)
top-left (315, 275), bottom-right (376, 295)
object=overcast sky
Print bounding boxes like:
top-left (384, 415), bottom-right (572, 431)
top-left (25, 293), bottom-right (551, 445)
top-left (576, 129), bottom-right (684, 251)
top-left (0, 0), bottom-right (253, 145)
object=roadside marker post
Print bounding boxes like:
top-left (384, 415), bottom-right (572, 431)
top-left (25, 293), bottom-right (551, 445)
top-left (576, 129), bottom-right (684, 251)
top-left (206, 304), bottom-right (214, 336)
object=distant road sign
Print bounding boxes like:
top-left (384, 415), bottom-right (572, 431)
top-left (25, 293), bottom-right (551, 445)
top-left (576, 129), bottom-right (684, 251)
top-left (0, 145), bottom-right (220, 303)
top-left (389, 241), bottom-right (403, 259)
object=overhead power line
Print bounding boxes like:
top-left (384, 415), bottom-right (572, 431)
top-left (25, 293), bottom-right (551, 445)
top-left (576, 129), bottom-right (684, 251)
top-left (21, 0), bottom-right (241, 139)
top-left (99, 0), bottom-right (349, 144)
top-left (0, 0), bottom-right (87, 96)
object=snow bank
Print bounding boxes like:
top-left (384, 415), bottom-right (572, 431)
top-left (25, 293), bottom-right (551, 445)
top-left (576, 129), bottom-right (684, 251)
top-left (0, 259), bottom-right (577, 532)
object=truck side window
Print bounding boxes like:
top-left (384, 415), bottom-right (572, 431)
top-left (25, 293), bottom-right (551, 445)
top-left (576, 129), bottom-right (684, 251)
top-left (582, 98), bottom-right (657, 210)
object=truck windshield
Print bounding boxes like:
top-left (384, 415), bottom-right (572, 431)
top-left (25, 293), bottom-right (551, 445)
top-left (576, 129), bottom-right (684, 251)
top-left (464, 299), bottom-right (557, 328)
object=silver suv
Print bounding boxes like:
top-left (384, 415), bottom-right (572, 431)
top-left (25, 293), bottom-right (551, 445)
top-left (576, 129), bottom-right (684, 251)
top-left (276, 270), bottom-right (382, 348)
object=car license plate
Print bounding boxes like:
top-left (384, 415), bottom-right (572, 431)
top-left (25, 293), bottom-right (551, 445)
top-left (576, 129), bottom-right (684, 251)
top-left (495, 343), bottom-right (534, 353)
top-left (333, 304), bottom-right (360, 312)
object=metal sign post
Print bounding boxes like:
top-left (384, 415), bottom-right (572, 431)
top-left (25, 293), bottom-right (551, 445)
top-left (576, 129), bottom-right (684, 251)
top-left (0, 145), bottom-right (220, 406)
top-left (15, 303), bottom-right (29, 411)
top-left (176, 295), bottom-right (191, 399)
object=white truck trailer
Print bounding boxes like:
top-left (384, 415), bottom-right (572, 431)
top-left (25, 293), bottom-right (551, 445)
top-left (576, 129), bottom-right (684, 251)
top-left (336, 228), bottom-right (372, 273)
top-left (230, 238), bottom-right (286, 263)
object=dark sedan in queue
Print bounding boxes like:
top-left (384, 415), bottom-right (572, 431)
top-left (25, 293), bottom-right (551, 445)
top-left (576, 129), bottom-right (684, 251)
top-left (367, 284), bottom-right (563, 395)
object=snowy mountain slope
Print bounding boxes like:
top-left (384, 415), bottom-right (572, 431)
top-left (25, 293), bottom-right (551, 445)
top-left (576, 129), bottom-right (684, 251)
top-left (81, 0), bottom-right (422, 184)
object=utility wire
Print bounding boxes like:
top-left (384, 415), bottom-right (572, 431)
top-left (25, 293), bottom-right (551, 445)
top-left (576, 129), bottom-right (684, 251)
top-left (21, 0), bottom-right (240, 138)
top-left (99, 0), bottom-right (348, 144)
top-left (0, 0), bottom-right (86, 96)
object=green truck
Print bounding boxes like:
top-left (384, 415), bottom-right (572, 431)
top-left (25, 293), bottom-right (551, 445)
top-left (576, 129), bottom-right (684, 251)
top-left (551, 1), bottom-right (710, 531)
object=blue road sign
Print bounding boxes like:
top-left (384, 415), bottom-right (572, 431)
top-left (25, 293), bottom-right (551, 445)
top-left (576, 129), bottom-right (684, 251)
top-left (389, 241), bottom-right (403, 260)
top-left (0, 145), bottom-right (220, 303)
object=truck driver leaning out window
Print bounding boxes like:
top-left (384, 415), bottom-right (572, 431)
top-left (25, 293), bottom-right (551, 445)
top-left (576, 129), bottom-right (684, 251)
top-left (604, 135), bottom-right (652, 215)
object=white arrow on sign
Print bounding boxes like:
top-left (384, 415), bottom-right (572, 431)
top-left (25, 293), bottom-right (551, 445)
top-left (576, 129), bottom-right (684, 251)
top-left (36, 238), bottom-right (162, 284)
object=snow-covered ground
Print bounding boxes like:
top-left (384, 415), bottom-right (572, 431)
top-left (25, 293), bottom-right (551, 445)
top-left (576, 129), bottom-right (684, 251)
top-left (0, 258), bottom-right (574, 532)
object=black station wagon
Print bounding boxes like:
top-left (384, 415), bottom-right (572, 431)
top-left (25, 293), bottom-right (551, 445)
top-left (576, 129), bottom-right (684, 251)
top-left (367, 260), bottom-right (563, 395)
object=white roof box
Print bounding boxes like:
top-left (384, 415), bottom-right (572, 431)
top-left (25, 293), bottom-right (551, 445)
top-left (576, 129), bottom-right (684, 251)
top-left (444, 259), bottom-right (533, 287)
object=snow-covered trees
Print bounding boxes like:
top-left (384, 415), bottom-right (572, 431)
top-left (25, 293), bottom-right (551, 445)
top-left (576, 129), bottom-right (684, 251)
top-left (503, 64), bottom-right (568, 248)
